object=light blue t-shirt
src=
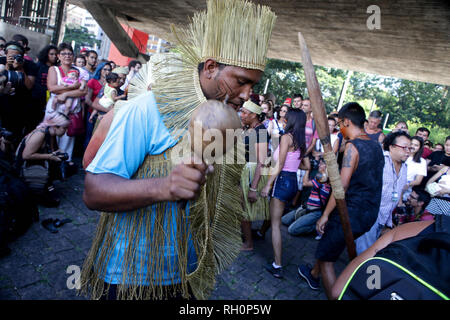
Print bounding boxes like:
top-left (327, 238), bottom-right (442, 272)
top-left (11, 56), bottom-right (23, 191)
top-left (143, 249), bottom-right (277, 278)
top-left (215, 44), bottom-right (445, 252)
top-left (86, 91), bottom-right (197, 285)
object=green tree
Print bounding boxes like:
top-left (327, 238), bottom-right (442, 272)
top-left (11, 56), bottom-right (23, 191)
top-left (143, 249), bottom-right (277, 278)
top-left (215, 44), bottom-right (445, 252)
top-left (62, 24), bottom-right (101, 53)
top-left (255, 58), bottom-right (449, 138)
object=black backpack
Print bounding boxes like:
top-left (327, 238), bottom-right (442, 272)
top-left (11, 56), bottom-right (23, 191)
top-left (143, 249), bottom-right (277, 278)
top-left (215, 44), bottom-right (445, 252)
top-left (0, 153), bottom-right (39, 246)
top-left (339, 215), bottom-right (450, 300)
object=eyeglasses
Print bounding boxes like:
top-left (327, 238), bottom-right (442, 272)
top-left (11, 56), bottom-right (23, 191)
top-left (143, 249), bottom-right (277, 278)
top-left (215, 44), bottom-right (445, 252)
top-left (336, 119), bottom-right (344, 128)
top-left (59, 52), bottom-right (73, 56)
top-left (409, 194), bottom-right (418, 200)
top-left (393, 144), bottom-right (411, 152)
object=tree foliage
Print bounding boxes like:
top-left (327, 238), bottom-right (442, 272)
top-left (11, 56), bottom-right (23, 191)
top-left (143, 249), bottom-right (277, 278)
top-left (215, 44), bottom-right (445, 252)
top-left (254, 58), bottom-right (449, 139)
top-left (62, 24), bottom-right (101, 53)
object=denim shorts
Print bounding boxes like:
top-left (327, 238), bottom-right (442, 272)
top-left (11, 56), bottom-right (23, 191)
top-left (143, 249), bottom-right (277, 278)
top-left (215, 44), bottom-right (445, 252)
top-left (271, 171), bottom-right (298, 203)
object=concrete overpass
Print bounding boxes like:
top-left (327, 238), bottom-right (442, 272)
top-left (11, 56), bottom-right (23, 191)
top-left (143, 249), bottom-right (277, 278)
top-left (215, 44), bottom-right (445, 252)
top-left (69, 0), bottom-right (450, 86)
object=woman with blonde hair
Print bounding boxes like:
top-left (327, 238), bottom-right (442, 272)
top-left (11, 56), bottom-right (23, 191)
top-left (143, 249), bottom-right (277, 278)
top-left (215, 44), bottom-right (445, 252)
top-left (16, 112), bottom-right (71, 207)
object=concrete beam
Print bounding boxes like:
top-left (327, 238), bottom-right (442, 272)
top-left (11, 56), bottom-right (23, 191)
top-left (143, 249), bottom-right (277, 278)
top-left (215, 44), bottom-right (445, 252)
top-left (70, 0), bottom-right (450, 85)
top-left (80, 0), bottom-right (148, 61)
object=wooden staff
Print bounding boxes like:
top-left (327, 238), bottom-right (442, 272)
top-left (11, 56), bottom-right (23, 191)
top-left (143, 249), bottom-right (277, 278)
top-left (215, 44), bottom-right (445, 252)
top-left (298, 32), bottom-right (357, 260)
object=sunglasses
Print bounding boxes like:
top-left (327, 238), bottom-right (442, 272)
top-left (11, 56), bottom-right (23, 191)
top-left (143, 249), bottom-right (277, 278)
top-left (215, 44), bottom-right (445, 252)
top-left (59, 52), bottom-right (73, 56)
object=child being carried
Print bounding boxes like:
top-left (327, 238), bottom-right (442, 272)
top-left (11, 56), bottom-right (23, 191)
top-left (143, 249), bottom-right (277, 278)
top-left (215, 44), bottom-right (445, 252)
top-left (89, 72), bottom-right (126, 122)
top-left (52, 67), bottom-right (86, 114)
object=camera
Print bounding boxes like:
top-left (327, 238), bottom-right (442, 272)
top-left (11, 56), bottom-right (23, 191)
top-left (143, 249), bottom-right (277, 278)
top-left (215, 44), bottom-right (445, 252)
top-left (14, 54), bottom-right (24, 65)
top-left (0, 127), bottom-right (13, 140)
top-left (54, 151), bottom-right (69, 161)
top-left (0, 69), bottom-right (24, 88)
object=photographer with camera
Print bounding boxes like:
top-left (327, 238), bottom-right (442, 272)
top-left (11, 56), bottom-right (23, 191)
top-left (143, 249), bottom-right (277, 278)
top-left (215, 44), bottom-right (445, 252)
top-left (15, 112), bottom-right (71, 207)
top-left (0, 41), bottom-right (37, 144)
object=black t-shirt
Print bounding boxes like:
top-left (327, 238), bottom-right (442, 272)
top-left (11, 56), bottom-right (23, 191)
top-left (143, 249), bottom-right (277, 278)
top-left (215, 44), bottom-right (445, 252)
top-left (244, 124), bottom-right (269, 163)
top-left (428, 151), bottom-right (450, 167)
top-left (31, 61), bottom-right (50, 100)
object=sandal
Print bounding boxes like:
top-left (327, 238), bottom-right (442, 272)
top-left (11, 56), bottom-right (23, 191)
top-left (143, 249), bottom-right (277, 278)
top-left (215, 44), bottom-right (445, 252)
top-left (41, 218), bottom-right (58, 233)
top-left (53, 218), bottom-right (72, 228)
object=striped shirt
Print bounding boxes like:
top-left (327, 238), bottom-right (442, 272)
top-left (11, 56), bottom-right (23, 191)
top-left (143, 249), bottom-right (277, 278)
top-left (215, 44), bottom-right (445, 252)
top-left (376, 151), bottom-right (408, 227)
top-left (306, 179), bottom-right (331, 208)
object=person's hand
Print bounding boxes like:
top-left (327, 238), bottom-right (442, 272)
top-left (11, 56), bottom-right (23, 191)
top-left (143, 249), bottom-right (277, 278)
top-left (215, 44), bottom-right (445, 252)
top-left (56, 93), bottom-right (67, 103)
top-left (12, 57), bottom-right (24, 72)
top-left (260, 185), bottom-right (271, 198)
top-left (48, 153), bottom-right (62, 162)
top-left (402, 183), bottom-right (410, 193)
top-left (165, 159), bottom-right (212, 201)
top-left (248, 189), bottom-right (258, 203)
top-left (70, 81), bottom-right (81, 90)
top-left (439, 186), bottom-right (450, 195)
top-left (0, 80), bottom-right (13, 95)
top-left (316, 214), bottom-right (329, 235)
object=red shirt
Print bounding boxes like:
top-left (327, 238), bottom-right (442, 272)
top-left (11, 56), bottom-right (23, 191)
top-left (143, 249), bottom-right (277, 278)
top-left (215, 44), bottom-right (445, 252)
top-left (422, 147), bottom-right (433, 159)
top-left (87, 79), bottom-right (103, 113)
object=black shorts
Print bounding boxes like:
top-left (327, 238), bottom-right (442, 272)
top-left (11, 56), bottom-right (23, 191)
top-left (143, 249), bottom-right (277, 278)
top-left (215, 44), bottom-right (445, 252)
top-left (315, 211), bottom-right (370, 262)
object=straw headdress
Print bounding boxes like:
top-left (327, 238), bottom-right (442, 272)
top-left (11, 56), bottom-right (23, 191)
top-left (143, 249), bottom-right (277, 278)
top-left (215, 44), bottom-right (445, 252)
top-left (129, 0), bottom-right (276, 142)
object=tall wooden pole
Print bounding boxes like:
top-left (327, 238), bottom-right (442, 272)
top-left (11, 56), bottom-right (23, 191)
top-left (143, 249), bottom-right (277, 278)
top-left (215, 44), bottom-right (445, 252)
top-left (298, 32), bottom-right (356, 260)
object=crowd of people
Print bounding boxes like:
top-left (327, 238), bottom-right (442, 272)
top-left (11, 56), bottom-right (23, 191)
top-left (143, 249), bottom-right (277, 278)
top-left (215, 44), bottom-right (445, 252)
top-left (1, 0), bottom-right (449, 301)
top-left (0, 33), bottom-right (141, 207)
top-left (241, 92), bottom-right (449, 299)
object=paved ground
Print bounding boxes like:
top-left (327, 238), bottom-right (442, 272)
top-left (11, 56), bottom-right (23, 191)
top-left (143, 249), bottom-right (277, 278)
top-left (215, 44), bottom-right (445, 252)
top-left (0, 158), bottom-right (350, 300)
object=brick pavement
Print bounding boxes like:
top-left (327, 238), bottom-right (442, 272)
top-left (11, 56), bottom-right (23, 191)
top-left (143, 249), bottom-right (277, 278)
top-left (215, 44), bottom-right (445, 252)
top-left (0, 160), bottom-right (349, 300)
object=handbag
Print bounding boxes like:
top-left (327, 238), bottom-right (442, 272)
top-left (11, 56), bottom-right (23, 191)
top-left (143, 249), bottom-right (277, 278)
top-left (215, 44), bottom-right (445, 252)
top-left (67, 110), bottom-right (85, 137)
top-left (22, 161), bottom-right (49, 192)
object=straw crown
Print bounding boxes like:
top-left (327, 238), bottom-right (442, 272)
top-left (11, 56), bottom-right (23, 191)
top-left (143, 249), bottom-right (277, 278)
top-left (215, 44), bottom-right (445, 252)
top-left (201, 0), bottom-right (276, 71)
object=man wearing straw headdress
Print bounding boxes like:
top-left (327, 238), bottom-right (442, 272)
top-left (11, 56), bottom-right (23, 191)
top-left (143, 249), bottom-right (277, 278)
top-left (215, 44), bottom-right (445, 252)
top-left (80, 0), bottom-right (276, 300)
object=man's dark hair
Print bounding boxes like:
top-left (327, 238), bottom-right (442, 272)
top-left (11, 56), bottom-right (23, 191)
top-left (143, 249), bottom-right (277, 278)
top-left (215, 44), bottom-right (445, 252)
top-left (446, 135), bottom-right (450, 143)
top-left (11, 34), bottom-right (29, 51)
top-left (3, 41), bottom-right (25, 54)
top-left (327, 116), bottom-right (337, 123)
top-left (369, 110), bottom-right (382, 119)
top-left (0, 36), bottom-right (6, 42)
top-left (87, 50), bottom-right (98, 57)
top-left (338, 102), bottom-right (366, 129)
top-left (411, 186), bottom-right (431, 209)
top-left (415, 127), bottom-right (430, 137)
top-left (128, 60), bottom-right (142, 69)
top-left (383, 131), bottom-right (411, 151)
top-left (106, 72), bottom-right (119, 83)
top-left (57, 42), bottom-right (73, 54)
top-left (249, 93), bottom-right (260, 105)
top-left (293, 93), bottom-right (303, 100)
top-left (37, 44), bottom-right (58, 64)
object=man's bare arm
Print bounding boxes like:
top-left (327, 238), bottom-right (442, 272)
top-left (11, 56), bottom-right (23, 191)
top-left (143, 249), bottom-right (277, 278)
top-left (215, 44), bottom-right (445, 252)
top-left (83, 162), bottom-right (209, 212)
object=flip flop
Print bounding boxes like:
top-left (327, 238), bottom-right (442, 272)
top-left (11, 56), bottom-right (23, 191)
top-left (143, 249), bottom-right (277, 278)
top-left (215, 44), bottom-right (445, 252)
top-left (42, 218), bottom-right (58, 233)
top-left (53, 218), bottom-right (72, 228)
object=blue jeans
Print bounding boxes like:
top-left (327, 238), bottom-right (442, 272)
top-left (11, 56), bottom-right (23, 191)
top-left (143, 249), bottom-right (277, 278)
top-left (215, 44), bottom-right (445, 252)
top-left (282, 206), bottom-right (322, 236)
top-left (354, 222), bottom-right (384, 255)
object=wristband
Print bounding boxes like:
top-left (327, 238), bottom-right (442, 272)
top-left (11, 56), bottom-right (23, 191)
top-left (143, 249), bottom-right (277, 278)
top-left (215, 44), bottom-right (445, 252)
top-left (249, 187), bottom-right (257, 192)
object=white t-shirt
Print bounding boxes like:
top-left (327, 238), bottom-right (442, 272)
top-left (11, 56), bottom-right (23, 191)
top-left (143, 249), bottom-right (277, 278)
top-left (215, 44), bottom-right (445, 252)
top-left (405, 156), bottom-right (427, 183)
top-left (315, 133), bottom-right (339, 153)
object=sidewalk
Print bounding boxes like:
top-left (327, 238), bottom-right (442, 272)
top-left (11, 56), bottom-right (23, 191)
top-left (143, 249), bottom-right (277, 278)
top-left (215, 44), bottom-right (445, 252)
top-left (0, 161), bottom-right (349, 300)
